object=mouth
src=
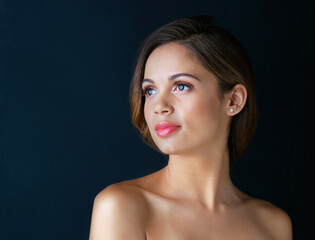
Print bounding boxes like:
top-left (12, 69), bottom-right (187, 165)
top-left (156, 126), bottom-right (180, 137)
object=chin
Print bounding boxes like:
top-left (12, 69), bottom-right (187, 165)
top-left (156, 142), bottom-right (191, 155)
top-left (154, 141), bottom-right (176, 154)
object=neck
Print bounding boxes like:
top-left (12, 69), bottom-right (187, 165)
top-left (160, 146), bottom-right (239, 211)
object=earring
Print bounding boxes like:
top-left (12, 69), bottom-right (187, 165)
top-left (229, 108), bottom-right (234, 113)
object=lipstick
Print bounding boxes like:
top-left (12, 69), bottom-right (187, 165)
top-left (155, 122), bottom-right (180, 137)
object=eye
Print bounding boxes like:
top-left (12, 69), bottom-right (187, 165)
top-left (141, 87), bottom-right (156, 97)
top-left (174, 82), bottom-right (191, 92)
top-left (141, 82), bottom-right (191, 97)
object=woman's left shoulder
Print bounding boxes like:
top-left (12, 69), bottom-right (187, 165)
top-left (248, 197), bottom-right (293, 239)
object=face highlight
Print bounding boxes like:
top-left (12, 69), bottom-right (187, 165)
top-left (142, 43), bottom-right (230, 155)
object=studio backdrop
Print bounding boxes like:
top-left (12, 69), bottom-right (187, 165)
top-left (0, 0), bottom-right (313, 239)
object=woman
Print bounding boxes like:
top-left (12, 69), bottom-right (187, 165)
top-left (89, 15), bottom-right (292, 239)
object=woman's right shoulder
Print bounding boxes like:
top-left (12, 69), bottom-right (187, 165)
top-left (93, 181), bottom-right (150, 222)
top-left (94, 181), bottom-right (149, 211)
top-left (89, 182), bottom-right (149, 239)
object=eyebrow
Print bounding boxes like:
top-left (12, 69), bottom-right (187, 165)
top-left (142, 73), bottom-right (201, 85)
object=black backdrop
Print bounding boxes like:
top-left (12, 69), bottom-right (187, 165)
top-left (1, 0), bottom-right (313, 239)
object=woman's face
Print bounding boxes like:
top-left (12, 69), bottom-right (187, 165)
top-left (142, 42), bottom-right (230, 155)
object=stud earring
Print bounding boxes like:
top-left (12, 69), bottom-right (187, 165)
top-left (229, 108), bottom-right (234, 113)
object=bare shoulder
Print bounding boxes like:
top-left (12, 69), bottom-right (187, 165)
top-left (249, 198), bottom-right (293, 240)
top-left (89, 181), bottom-right (149, 240)
top-left (94, 181), bottom-right (149, 210)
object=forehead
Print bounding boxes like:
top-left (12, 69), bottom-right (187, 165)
top-left (144, 43), bottom-right (206, 78)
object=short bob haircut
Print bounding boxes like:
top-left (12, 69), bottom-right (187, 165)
top-left (129, 15), bottom-right (258, 168)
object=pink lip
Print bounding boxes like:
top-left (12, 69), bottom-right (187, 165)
top-left (155, 122), bottom-right (180, 137)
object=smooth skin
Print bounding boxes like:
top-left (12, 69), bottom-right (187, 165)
top-left (89, 43), bottom-right (293, 240)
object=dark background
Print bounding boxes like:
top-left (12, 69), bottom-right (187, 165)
top-left (1, 0), bottom-right (313, 239)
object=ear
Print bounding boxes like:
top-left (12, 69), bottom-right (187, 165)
top-left (225, 83), bottom-right (247, 116)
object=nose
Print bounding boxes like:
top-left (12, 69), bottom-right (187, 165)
top-left (154, 96), bottom-right (174, 115)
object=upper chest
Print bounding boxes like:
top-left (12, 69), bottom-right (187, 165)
top-left (144, 195), bottom-right (274, 240)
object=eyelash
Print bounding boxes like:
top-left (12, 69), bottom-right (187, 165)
top-left (141, 82), bottom-right (192, 97)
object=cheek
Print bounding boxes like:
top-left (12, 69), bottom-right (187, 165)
top-left (182, 95), bottom-right (221, 132)
top-left (144, 102), bottom-right (153, 129)
top-left (188, 96), bottom-right (218, 118)
top-left (144, 102), bottom-right (149, 124)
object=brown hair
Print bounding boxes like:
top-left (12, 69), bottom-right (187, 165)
top-left (129, 15), bottom-right (258, 168)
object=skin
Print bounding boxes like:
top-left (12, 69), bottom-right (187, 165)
top-left (89, 43), bottom-right (293, 240)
